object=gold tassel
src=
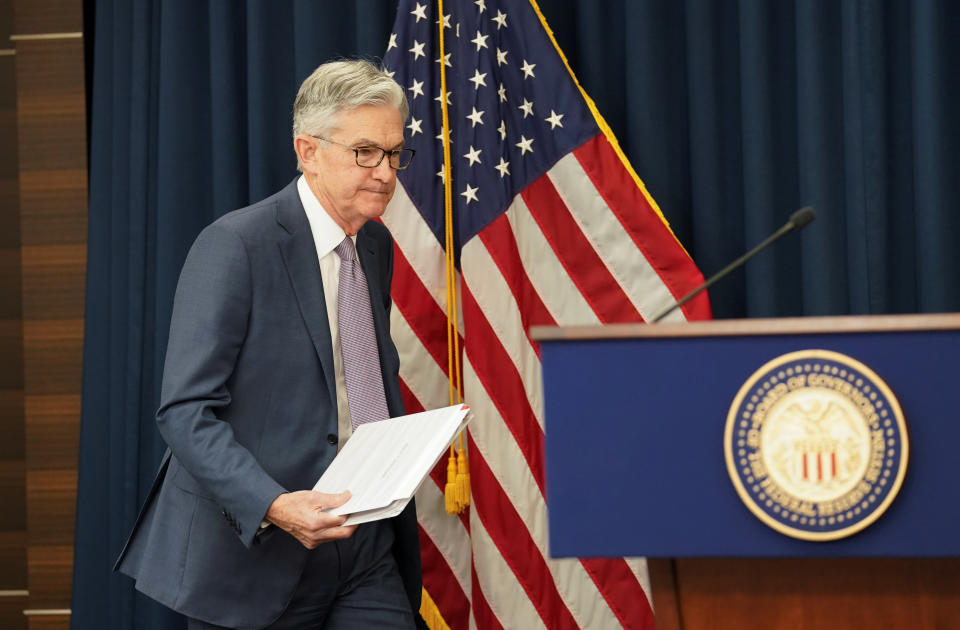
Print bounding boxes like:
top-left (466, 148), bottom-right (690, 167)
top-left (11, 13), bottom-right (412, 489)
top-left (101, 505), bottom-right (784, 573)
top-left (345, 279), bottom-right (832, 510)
top-left (444, 449), bottom-right (458, 514)
top-left (420, 586), bottom-right (451, 630)
top-left (436, 0), bottom-right (466, 520)
top-left (455, 444), bottom-right (470, 509)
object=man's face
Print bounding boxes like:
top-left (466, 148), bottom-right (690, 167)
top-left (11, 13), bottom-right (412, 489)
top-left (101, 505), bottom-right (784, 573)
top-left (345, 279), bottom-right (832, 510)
top-left (301, 104), bottom-right (405, 235)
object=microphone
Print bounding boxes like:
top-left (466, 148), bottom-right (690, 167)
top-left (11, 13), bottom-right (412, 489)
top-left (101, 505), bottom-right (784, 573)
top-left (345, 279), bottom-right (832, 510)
top-left (649, 207), bottom-right (816, 323)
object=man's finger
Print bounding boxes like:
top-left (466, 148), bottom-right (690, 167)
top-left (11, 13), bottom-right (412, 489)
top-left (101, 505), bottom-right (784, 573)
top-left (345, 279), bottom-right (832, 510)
top-left (306, 510), bottom-right (348, 530)
top-left (295, 522), bottom-right (356, 549)
top-left (315, 524), bottom-right (357, 542)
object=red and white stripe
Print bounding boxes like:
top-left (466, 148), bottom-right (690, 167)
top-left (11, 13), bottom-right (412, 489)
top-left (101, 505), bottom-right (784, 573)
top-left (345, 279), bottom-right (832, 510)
top-left (383, 132), bottom-right (707, 629)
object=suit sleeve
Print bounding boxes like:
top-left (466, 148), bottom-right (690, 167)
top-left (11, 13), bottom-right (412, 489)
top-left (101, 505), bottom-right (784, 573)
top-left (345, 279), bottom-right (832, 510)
top-left (156, 222), bottom-right (286, 548)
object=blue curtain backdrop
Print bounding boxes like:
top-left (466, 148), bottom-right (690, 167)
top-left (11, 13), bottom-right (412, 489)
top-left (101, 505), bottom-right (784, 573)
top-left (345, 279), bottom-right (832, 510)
top-left (73, 1), bottom-right (959, 628)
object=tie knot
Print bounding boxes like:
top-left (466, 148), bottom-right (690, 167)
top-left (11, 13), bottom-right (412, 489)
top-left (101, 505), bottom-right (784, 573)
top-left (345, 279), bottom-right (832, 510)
top-left (335, 236), bottom-right (356, 262)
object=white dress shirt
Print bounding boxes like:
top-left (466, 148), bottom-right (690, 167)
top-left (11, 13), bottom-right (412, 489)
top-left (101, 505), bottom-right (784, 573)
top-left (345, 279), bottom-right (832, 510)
top-left (297, 175), bottom-right (357, 449)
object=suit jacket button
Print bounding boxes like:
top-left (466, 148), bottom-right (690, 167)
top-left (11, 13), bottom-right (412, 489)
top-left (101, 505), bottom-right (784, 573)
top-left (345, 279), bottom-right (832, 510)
top-left (327, 433), bottom-right (338, 445)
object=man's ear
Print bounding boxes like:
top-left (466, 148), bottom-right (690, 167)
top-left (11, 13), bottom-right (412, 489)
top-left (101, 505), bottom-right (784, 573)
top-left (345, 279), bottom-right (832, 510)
top-left (293, 135), bottom-right (319, 171)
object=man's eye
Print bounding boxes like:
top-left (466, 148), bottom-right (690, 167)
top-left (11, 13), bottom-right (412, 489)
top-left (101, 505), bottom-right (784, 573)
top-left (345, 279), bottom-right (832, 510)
top-left (356, 147), bottom-right (379, 157)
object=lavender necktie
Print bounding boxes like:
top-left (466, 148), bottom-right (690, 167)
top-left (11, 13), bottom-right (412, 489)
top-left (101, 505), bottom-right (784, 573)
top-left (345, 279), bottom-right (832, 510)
top-left (335, 237), bottom-right (390, 430)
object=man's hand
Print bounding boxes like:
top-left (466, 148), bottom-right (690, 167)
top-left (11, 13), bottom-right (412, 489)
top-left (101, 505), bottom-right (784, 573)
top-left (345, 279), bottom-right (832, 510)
top-left (265, 490), bottom-right (357, 549)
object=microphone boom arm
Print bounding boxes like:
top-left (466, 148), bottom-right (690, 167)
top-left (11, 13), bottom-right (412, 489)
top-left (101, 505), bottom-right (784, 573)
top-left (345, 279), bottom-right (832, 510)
top-left (649, 207), bottom-right (814, 323)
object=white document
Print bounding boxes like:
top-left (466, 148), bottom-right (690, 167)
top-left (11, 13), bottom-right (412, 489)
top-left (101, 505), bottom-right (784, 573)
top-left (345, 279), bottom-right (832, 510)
top-left (312, 404), bottom-right (470, 525)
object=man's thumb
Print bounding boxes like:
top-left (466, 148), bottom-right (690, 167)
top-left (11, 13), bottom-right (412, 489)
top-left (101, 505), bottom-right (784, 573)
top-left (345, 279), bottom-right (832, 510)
top-left (323, 490), bottom-right (351, 508)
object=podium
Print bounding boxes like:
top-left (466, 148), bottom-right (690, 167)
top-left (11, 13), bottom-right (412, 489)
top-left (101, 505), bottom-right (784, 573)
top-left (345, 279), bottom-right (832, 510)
top-left (532, 314), bottom-right (960, 629)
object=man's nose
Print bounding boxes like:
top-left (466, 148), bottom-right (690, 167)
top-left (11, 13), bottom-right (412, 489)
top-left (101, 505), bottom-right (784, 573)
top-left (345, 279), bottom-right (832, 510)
top-left (371, 158), bottom-right (395, 182)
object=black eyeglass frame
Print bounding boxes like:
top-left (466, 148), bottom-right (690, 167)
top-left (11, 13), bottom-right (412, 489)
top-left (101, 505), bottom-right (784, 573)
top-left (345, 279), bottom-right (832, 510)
top-left (311, 135), bottom-right (416, 170)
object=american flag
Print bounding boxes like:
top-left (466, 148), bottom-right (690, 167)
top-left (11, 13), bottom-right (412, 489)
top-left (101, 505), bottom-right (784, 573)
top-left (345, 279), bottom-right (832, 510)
top-left (381, 0), bottom-right (711, 627)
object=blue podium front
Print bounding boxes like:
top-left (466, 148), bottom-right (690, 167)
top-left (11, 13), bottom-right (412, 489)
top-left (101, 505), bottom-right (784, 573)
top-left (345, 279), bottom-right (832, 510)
top-left (534, 314), bottom-right (960, 558)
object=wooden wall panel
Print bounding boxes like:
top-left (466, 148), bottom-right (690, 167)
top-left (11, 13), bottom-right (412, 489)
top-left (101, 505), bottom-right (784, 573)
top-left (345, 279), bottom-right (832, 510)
top-left (13, 0), bottom-right (86, 627)
top-left (0, 0), bottom-right (10, 40)
top-left (13, 0), bottom-right (80, 38)
top-left (17, 171), bottom-right (88, 244)
top-left (651, 558), bottom-right (960, 630)
top-left (1, 0), bottom-right (28, 626)
top-left (23, 395), bottom-right (81, 471)
top-left (22, 616), bottom-right (71, 630)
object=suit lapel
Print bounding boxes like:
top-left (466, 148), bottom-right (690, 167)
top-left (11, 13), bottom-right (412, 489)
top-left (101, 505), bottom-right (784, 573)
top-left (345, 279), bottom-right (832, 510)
top-left (275, 182), bottom-right (338, 405)
top-left (356, 227), bottom-right (390, 350)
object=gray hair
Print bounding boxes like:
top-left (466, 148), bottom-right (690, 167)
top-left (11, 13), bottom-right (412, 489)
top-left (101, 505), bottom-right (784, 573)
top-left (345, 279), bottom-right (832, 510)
top-left (293, 59), bottom-right (408, 143)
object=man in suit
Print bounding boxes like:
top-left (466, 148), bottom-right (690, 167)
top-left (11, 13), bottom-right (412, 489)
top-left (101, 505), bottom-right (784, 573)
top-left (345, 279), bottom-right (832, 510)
top-left (116, 60), bottom-right (424, 629)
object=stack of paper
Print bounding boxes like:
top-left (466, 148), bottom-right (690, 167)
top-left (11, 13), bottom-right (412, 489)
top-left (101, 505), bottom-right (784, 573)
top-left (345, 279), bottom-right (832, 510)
top-left (312, 404), bottom-right (471, 525)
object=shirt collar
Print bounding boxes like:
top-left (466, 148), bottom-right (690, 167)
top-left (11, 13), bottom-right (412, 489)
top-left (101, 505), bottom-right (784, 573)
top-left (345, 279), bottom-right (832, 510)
top-left (297, 175), bottom-right (355, 259)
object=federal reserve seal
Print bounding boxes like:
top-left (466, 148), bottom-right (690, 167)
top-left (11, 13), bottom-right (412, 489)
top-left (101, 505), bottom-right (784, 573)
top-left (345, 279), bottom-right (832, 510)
top-left (724, 349), bottom-right (908, 541)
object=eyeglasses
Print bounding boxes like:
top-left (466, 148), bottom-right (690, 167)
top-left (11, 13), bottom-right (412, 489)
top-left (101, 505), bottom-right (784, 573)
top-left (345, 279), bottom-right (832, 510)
top-left (312, 136), bottom-right (416, 170)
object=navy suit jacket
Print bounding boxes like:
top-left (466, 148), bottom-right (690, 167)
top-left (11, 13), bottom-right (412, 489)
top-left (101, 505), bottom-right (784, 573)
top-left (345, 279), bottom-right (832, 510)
top-left (116, 179), bottom-right (422, 628)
